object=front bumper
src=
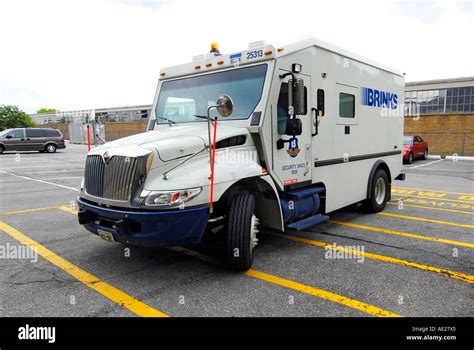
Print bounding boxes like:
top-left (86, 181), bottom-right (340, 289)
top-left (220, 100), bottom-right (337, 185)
top-left (77, 197), bottom-right (209, 246)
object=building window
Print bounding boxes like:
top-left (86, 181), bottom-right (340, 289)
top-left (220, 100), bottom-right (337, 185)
top-left (404, 86), bottom-right (474, 115)
top-left (339, 93), bottom-right (355, 118)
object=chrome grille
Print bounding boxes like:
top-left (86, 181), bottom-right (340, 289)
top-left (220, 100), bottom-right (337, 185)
top-left (84, 155), bottom-right (139, 201)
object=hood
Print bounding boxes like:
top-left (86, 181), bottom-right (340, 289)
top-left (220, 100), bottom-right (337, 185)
top-left (95, 123), bottom-right (251, 162)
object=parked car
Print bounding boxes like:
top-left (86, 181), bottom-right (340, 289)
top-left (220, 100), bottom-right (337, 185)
top-left (0, 128), bottom-right (66, 154)
top-left (403, 135), bottom-right (428, 164)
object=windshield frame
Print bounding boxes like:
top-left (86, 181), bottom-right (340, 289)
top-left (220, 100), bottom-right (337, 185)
top-left (154, 63), bottom-right (268, 125)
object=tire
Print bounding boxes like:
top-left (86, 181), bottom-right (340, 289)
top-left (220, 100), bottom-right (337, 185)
top-left (45, 143), bottom-right (57, 153)
top-left (226, 191), bottom-right (257, 271)
top-left (407, 152), bottom-right (414, 164)
top-left (362, 169), bottom-right (389, 213)
top-left (423, 149), bottom-right (428, 160)
top-left (0, 145), bottom-right (4, 154)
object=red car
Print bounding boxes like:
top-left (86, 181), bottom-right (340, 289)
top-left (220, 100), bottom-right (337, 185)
top-left (403, 135), bottom-right (428, 164)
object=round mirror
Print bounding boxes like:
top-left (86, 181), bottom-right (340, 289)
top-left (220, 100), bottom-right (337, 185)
top-left (216, 94), bottom-right (233, 117)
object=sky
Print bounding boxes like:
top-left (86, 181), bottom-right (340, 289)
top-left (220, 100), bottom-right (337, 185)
top-left (0, 0), bottom-right (472, 113)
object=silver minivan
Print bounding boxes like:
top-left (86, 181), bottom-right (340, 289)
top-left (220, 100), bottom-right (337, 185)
top-left (0, 128), bottom-right (66, 154)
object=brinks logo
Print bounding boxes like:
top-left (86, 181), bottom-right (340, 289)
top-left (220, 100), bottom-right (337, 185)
top-left (362, 87), bottom-right (398, 109)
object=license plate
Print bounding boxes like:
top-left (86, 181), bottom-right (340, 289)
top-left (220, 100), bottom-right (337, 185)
top-left (98, 229), bottom-right (115, 242)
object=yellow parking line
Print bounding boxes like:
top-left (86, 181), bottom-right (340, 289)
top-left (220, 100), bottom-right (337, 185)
top-left (393, 193), bottom-right (474, 204)
top-left (392, 187), bottom-right (474, 197)
top-left (53, 208), bottom-right (400, 317)
top-left (0, 222), bottom-right (168, 317)
top-left (0, 205), bottom-right (63, 216)
top-left (329, 220), bottom-right (474, 249)
top-left (387, 202), bottom-right (474, 215)
top-left (268, 232), bottom-right (474, 284)
top-left (58, 205), bottom-right (79, 215)
top-left (170, 247), bottom-right (400, 317)
top-left (377, 212), bottom-right (474, 229)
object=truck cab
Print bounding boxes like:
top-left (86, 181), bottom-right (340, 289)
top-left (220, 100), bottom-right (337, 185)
top-left (77, 38), bottom-right (405, 270)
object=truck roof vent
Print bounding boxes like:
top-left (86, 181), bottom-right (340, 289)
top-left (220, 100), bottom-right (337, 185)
top-left (215, 135), bottom-right (246, 149)
top-left (248, 40), bottom-right (269, 49)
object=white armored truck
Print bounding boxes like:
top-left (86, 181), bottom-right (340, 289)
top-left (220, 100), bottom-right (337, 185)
top-left (77, 38), bottom-right (405, 270)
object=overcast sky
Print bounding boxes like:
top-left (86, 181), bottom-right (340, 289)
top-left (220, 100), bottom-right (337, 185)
top-left (0, 0), bottom-right (472, 113)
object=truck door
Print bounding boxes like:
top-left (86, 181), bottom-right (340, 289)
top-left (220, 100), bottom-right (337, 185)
top-left (272, 72), bottom-right (312, 189)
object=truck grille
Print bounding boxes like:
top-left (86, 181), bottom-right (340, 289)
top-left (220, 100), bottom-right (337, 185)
top-left (84, 155), bottom-right (140, 201)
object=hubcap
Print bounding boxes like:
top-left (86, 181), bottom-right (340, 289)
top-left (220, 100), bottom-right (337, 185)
top-left (250, 215), bottom-right (259, 252)
top-left (48, 145), bottom-right (54, 152)
top-left (374, 177), bottom-right (386, 205)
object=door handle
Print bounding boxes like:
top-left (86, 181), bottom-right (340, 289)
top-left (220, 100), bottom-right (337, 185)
top-left (20, 138), bottom-right (25, 141)
top-left (311, 108), bottom-right (318, 136)
top-left (26, 138), bottom-right (31, 141)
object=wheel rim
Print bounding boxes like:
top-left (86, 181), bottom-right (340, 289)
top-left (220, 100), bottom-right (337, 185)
top-left (47, 145), bottom-right (55, 152)
top-left (250, 215), bottom-right (259, 252)
top-left (409, 153), bottom-right (413, 162)
top-left (424, 150), bottom-right (428, 158)
top-left (374, 177), bottom-right (386, 205)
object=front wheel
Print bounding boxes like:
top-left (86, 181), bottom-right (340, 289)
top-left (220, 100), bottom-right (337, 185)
top-left (362, 169), bottom-right (389, 213)
top-left (0, 145), bottom-right (4, 154)
top-left (407, 152), bottom-right (414, 164)
top-left (226, 191), bottom-right (258, 271)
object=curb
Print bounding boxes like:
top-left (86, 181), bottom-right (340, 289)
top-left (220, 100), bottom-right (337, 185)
top-left (428, 155), bottom-right (474, 161)
top-left (427, 155), bottom-right (442, 160)
top-left (445, 155), bottom-right (474, 161)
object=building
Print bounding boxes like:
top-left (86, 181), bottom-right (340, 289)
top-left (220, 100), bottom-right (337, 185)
top-left (30, 105), bottom-right (152, 125)
top-left (404, 77), bottom-right (474, 156)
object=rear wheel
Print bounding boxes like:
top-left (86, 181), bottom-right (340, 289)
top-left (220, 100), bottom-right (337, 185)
top-left (226, 191), bottom-right (258, 271)
top-left (362, 169), bottom-right (389, 213)
top-left (45, 143), bottom-right (57, 153)
top-left (423, 149), bottom-right (429, 160)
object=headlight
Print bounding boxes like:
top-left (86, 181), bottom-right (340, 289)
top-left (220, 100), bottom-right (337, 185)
top-left (143, 188), bottom-right (202, 207)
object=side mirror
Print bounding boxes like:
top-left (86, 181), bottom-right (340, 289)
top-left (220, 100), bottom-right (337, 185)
top-left (5, 135), bottom-right (12, 139)
top-left (286, 118), bottom-right (302, 136)
top-left (288, 78), bottom-right (306, 115)
top-left (216, 94), bottom-right (233, 118)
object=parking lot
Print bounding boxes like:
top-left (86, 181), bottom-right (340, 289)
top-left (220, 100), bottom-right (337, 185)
top-left (0, 144), bottom-right (472, 317)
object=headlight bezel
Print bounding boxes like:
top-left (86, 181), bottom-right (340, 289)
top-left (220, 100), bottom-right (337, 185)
top-left (143, 187), bottom-right (202, 207)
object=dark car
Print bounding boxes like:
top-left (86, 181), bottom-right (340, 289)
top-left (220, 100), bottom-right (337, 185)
top-left (403, 135), bottom-right (428, 164)
top-left (0, 128), bottom-right (66, 154)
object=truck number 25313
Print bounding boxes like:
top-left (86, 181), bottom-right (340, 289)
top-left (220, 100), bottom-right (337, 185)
top-left (247, 50), bottom-right (263, 60)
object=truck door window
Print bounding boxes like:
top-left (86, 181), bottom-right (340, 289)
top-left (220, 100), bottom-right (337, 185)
top-left (317, 89), bottom-right (325, 116)
top-left (277, 82), bottom-right (289, 134)
top-left (339, 93), bottom-right (355, 118)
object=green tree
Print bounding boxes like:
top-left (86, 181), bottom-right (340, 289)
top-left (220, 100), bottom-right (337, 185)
top-left (0, 105), bottom-right (36, 130)
top-left (36, 107), bottom-right (58, 114)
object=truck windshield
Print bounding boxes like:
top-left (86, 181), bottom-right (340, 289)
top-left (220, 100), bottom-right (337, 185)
top-left (155, 64), bottom-right (267, 124)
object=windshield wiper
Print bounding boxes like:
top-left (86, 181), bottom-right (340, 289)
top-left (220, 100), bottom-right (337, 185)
top-left (157, 116), bottom-right (176, 125)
